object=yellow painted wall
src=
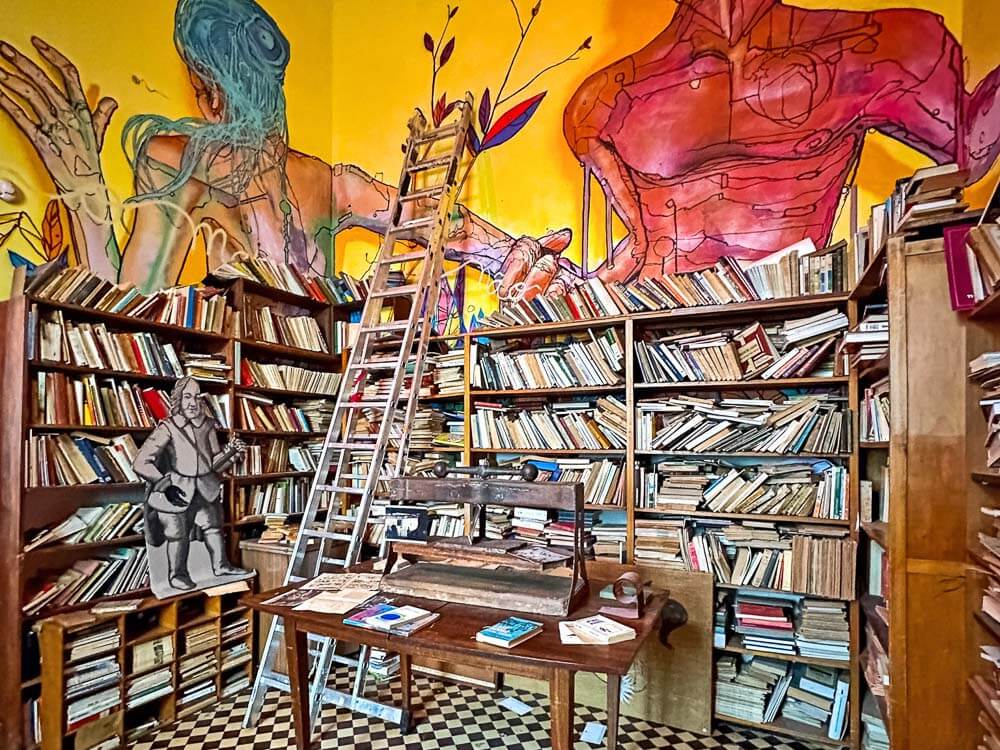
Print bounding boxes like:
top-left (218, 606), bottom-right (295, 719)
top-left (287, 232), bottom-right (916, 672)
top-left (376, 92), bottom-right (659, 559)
top-left (1, 0), bottom-right (997, 309)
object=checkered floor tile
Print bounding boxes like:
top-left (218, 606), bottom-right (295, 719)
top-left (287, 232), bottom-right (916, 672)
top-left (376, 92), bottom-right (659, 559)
top-left (134, 673), bottom-right (820, 750)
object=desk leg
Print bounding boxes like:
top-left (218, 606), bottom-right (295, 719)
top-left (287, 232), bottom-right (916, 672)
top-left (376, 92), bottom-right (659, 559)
top-left (285, 624), bottom-right (312, 750)
top-left (550, 669), bottom-right (575, 750)
top-left (606, 674), bottom-right (620, 750)
top-left (399, 653), bottom-right (414, 734)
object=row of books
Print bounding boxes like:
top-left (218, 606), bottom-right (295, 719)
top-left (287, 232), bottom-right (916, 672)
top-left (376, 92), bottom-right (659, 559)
top-left (236, 477), bottom-right (309, 518)
top-left (715, 656), bottom-right (849, 740)
top-left (636, 394), bottom-right (850, 455)
top-left (239, 358), bottom-right (341, 395)
top-left (965, 220), bottom-right (1000, 304)
top-left (637, 460), bottom-right (848, 520)
top-left (471, 328), bottom-right (625, 390)
top-left (126, 666), bottom-right (172, 710)
top-left (25, 502), bottom-right (143, 551)
top-left (184, 621), bottom-right (219, 654)
top-left (236, 394), bottom-right (333, 433)
top-left (684, 523), bottom-right (856, 599)
top-left (517, 457), bottom-right (625, 507)
top-left (234, 439), bottom-right (320, 476)
top-left (26, 432), bottom-right (140, 487)
top-left (65, 654), bottom-right (121, 701)
top-left (26, 264), bottom-right (233, 334)
top-left (244, 307), bottom-right (329, 353)
top-left (971, 351), bottom-right (1000, 468)
top-left (719, 591), bottom-right (850, 661)
top-left (213, 257), bottom-right (369, 305)
top-left (634, 309), bottom-right (846, 384)
top-left (332, 318), bottom-right (360, 354)
top-left (470, 398), bottom-right (627, 451)
top-left (860, 377), bottom-right (890, 443)
top-left (479, 239), bottom-right (849, 329)
top-left (23, 546), bottom-right (150, 615)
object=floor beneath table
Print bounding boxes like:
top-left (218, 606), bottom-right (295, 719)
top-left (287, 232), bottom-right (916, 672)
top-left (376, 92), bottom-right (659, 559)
top-left (134, 674), bottom-right (820, 750)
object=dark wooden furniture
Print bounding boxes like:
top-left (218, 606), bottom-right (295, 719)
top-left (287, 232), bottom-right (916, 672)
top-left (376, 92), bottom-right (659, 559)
top-left (244, 580), bottom-right (667, 750)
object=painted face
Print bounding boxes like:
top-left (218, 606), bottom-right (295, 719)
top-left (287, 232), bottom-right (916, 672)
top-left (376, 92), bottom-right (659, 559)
top-left (180, 380), bottom-right (202, 419)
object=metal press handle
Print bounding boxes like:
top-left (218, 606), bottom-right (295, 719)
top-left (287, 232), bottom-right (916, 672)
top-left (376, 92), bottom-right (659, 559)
top-left (431, 459), bottom-right (539, 482)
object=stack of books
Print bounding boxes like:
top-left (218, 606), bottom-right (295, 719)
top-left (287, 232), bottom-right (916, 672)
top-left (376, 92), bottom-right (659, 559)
top-left (473, 328), bottom-right (625, 389)
top-left (181, 352), bottom-right (230, 382)
top-left (25, 502), bottom-right (143, 551)
top-left (971, 351), bottom-right (1000, 467)
top-left (132, 634), bottom-right (173, 673)
top-left (65, 655), bottom-right (122, 700)
top-left (478, 240), bottom-right (849, 329)
top-left (796, 599), bottom-right (850, 661)
top-left (68, 625), bottom-right (121, 662)
top-left (430, 350), bottom-right (465, 397)
top-left (178, 678), bottom-right (217, 708)
top-left (560, 614), bottom-right (636, 644)
top-left (67, 684), bottom-right (120, 732)
top-left (221, 641), bottom-right (252, 671)
top-left (222, 670), bottom-right (251, 699)
top-left (843, 305), bottom-right (889, 368)
top-left (543, 510), bottom-right (596, 556)
top-left (368, 648), bottom-right (401, 680)
top-left (634, 517), bottom-right (685, 568)
top-left (22, 547), bottom-right (150, 615)
top-left (27, 431), bottom-right (141, 487)
top-left (183, 622), bottom-right (219, 654)
top-left (471, 397), bottom-right (627, 451)
top-left (732, 593), bottom-right (796, 655)
top-left (222, 615), bottom-right (251, 643)
top-left (235, 440), bottom-right (320, 475)
top-left (126, 667), bottom-right (173, 709)
top-left (780, 666), bottom-right (850, 740)
top-left (240, 359), bottom-right (340, 395)
top-left (237, 394), bottom-right (332, 433)
top-left (861, 694), bottom-right (890, 750)
top-left (714, 654), bottom-right (791, 724)
top-left (245, 307), bottom-right (329, 353)
top-left (635, 310), bottom-right (846, 384)
top-left (26, 265), bottom-right (233, 334)
top-left (476, 617), bottom-right (544, 648)
top-left (592, 513), bottom-right (627, 560)
top-left (178, 651), bottom-right (217, 685)
top-left (430, 408), bottom-right (465, 448)
top-left (636, 394), bottom-right (851, 455)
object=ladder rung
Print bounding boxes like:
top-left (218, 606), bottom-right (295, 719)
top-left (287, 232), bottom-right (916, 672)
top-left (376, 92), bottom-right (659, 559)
top-left (341, 400), bottom-right (389, 409)
top-left (371, 284), bottom-right (418, 299)
top-left (348, 360), bottom-right (398, 371)
top-left (303, 528), bottom-right (353, 542)
top-left (329, 513), bottom-right (359, 523)
top-left (377, 250), bottom-right (427, 265)
top-left (415, 125), bottom-right (459, 144)
top-left (327, 442), bottom-right (378, 451)
top-left (399, 186), bottom-right (445, 203)
top-left (322, 557), bottom-right (347, 566)
top-left (394, 215), bottom-right (437, 232)
top-left (337, 474), bottom-right (368, 481)
top-left (316, 484), bottom-right (365, 495)
top-left (407, 156), bottom-right (452, 172)
top-left (360, 320), bottom-right (414, 334)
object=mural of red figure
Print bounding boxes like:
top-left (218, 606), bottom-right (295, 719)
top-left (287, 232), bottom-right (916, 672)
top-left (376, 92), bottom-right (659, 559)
top-left (560, 0), bottom-right (1000, 280)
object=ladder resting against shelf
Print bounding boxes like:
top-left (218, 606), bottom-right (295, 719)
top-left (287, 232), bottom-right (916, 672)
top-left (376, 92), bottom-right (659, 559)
top-left (244, 98), bottom-right (474, 732)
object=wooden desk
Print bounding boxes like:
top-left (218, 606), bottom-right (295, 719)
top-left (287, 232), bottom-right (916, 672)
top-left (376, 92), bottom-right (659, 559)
top-left (245, 581), bottom-right (667, 750)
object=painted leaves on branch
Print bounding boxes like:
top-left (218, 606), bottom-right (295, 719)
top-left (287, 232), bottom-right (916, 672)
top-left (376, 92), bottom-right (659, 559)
top-left (433, 92), bottom-right (459, 127)
top-left (440, 37), bottom-right (455, 66)
top-left (478, 88), bottom-right (492, 134)
top-left (479, 92), bottom-right (547, 152)
top-left (423, 33), bottom-right (435, 53)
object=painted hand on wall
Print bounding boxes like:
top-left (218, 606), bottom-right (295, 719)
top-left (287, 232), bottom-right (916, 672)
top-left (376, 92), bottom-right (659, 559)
top-left (562, 0), bottom-right (1000, 279)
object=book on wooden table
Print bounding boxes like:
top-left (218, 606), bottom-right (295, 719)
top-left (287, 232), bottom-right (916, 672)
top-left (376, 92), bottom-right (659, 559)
top-left (364, 605), bottom-right (440, 635)
top-left (476, 617), bottom-right (543, 648)
top-left (564, 614), bottom-right (636, 645)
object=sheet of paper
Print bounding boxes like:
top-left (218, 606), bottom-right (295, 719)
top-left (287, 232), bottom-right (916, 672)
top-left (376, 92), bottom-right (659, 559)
top-left (498, 696), bottom-right (532, 716)
top-left (301, 573), bottom-right (383, 591)
top-left (580, 721), bottom-right (607, 745)
top-left (263, 589), bottom-right (320, 607)
top-left (558, 621), bottom-right (585, 645)
top-left (292, 588), bottom-right (377, 614)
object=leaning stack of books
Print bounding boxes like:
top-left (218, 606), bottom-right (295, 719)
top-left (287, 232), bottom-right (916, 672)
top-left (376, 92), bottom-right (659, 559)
top-left (732, 593), bottom-right (796, 655)
top-left (780, 666), bottom-right (850, 741)
top-left (27, 432), bottom-right (141, 487)
top-left (25, 502), bottom-right (143, 551)
top-left (714, 654), bottom-right (791, 724)
top-left (22, 547), bottom-right (150, 615)
top-left (634, 517), bottom-right (685, 568)
top-left (796, 599), bottom-right (850, 661)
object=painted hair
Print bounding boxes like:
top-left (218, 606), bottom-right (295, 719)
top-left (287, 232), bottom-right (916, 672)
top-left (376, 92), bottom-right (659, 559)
top-left (121, 0), bottom-right (291, 203)
top-left (169, 376), bottom-right (202, 416)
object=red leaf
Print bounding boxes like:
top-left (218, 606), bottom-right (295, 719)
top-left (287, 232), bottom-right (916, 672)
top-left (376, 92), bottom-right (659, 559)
top-left (440, 36), bottom-right (455, 66)
top-left (41, 200), bottom-right (64, 260)
top-left (433, 92), bottom-right (447, 127)
top-left (423, 32), bottom-right (434, 53)
top-left (481, 92), bottom-right (547, 151)
top-left (478, 88), bottom-right (491, 134)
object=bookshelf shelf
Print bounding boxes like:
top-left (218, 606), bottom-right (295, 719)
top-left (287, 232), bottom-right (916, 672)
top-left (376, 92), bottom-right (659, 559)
top-left (235, 384), bottom-right (338, 400)
top-left (226, 277), bottom-right (334, 311)
top-left (472, 316), bottom-right (628, 339)
top-left (969, 286), bottom-right (1000, 321)
top-left (634, 450), bottom-right (851, 459)
top-left (632, 508), bottom-right (850, 526)
top-left (25, 588), bottom-right (153, 621)
top-left (714, 582), bottom-right (851, 601)
top-left (23, 535), bottom-right (145, 566)
top-left (633, 293), bottom-right (852, 325)
top-left (469, 448), bottom-right (626, 456)
top-left (635, 376), bottom-right (849, 391)
top-left (236, 338), bottom-right (339, 366)
top-left (28, 296), bottom-right (229, 342)
top-left (860, 521), bottom-right (888, 549)
top-left (232, 470), bottom-right (314, 485)
top-left (717, 639), bottom-right (850, 670)
top-left (975, 611), bottom-right (1000, 641)
top-left (24, 482), bottom-right (144, 500)
top-left (469, 385), bottom-right (625, 397)
top-left (715, 713), bottom-right (851, 747)
top-left (972, 470), bottom-right (1000, 486)
top-left (859, 441), bottom-right (889, 450)
top-left (27, 424), bottom-right (157, 434)
top-left (233, 429), bottom-right (326, 438)
top-left (27, 360), bottom-right (193, 387)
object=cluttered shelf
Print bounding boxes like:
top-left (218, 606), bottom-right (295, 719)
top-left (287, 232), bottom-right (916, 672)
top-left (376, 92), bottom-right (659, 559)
top-left (634, 376), bottom-right (849, 391)
top-left (236, 338), bottom-right (341, 366)
top-left (632, 508), bottom-right (851, 526)
top-left (717, 639), bottom-right (849, 670)
top-left (715, 713), bottom-right (852, 748)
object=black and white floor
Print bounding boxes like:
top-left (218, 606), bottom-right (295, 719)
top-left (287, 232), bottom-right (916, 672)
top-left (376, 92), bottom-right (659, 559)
top-left (134, 674), bottom-right (818, 750)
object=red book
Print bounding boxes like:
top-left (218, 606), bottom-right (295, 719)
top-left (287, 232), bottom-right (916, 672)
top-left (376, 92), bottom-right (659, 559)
top-left (738, 617), bottom-right (794, 629)
top-left (943, 222), bottom-right (978, 310)
top-left (240, 360), bottom-right (255, 387)
top-left (140, 389), bottom-right (170, 421)
top-left (128, 338), bottom-right (149, 375)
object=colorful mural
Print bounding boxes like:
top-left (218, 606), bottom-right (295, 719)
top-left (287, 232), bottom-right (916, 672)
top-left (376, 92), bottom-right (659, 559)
top-left (1, 0), bottom-right (998, 330)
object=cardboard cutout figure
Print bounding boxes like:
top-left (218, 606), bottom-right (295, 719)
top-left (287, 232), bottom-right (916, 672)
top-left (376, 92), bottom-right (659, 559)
top-left (134, 376), bottom-right (253, 597)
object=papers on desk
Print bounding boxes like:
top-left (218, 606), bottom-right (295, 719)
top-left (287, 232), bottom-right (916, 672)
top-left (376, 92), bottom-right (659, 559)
top-left (262, 589), bottom-right (320, 607)
top-left (301, 573), bottom-right (383, 591)
top-left (292, 588), bottom-right (376, 614)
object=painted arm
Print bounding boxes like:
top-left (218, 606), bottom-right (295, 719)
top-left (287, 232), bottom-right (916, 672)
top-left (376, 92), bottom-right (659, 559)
top-left (133, 422), bottom-right (172, 489)
top-left (0, 38), bottom-right (120, 277)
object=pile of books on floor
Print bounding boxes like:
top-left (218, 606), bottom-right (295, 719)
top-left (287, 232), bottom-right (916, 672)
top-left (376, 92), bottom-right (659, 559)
top-left (477, 239), bottom-right (849, 329)
top-left (843, 304), bottom-right (888, 368)
top-left (682, 523), bottom-right (856, 598)
top-left (126, 667), bottom-right (173, 709)
top-left (368, 649), bottom-right (401, 680)
top-left (796, 599), bottom-right (850, 661)
top-left (780, 666), bottom-right (850, 741)
top-left (237, 394), bottom-right (332, 432)
top-left (213, 258), bottom-right (369, 305)
top-left (22, 547), bottom-right (150, 615)
top-left (428, 349), bottom-right (465, 397)
top-left (715, 654), bottom-right (791, 724)
top-left (635, 394), bottom-right (851, 455)
top-left (66, 655), bottom-right (122, 700)
top-left (25, 502), bottom-right (143, 551)
top-left (184, 622), bottom-right (219, 655)
top-left (635, 310), bottom-right (847, 384)
top-left (471, 397), bottom-right (627, 451)
top-left (240, 359), bottom-right (340, 395)
top-left (238, 477), bottom-right (310, 517)
top-left (634, 517), bottom-right (685, 568)
top-left (235, 440), bottom-right (320, 475)
top-left (68, 624), bottom-right (121, 662)
top-left (472, 328), bottom-right (625, 389)
top-left (27, 431), bottom-right (141, 487)
top-left (26, 264), bottom-right (233, 334)
top-left (245, 307), bottom-right (329, 353)
top-left (731, 592), bottom-right (796, 655)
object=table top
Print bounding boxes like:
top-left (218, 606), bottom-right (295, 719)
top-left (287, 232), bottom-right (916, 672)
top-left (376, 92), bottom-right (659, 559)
top-left (245, 577), bottom-right (666, 676)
